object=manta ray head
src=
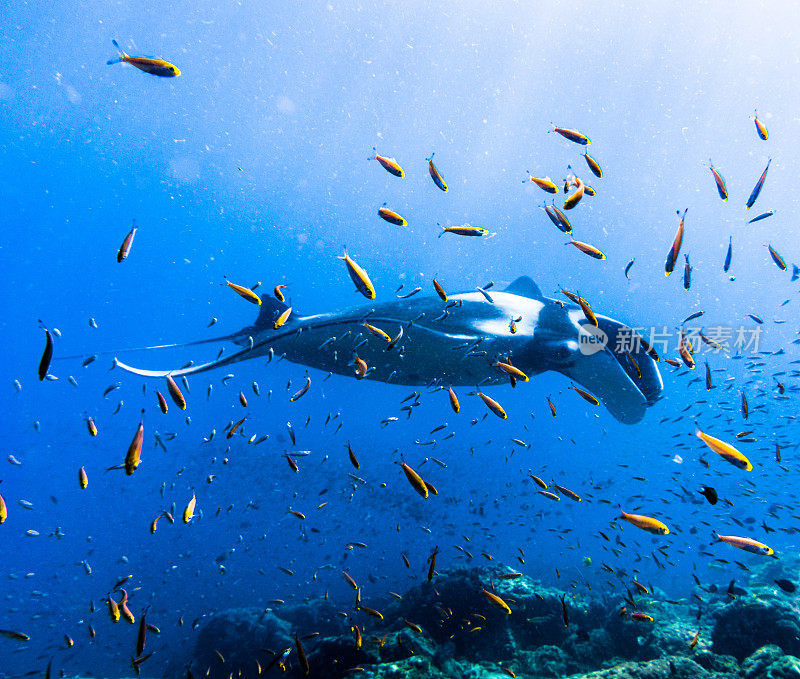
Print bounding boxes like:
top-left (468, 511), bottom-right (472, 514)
top-left (524, 296), bottom-right (663, 424)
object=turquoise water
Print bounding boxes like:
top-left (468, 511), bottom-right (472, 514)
top-left (2, 3), bottom-right (800, 677)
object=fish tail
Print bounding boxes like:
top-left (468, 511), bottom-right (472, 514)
top-left (108, 39), bottom-right (126, 64)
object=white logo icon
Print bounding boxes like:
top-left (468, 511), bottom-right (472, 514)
top-left (578, 325), bottom-right (608, 356)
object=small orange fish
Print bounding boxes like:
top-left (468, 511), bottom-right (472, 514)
top-left (225, 279), bottom-right (262, 305)
top-left (439, 224), bottom-right (490, 238)
top-left (353, 355), bottom-right (368, 379)
top-left (665, 209), bottom-right (687, 276)
top-left (378, 206), bottom-right (407, 226)
top-left (496, 361), bottom-right (529, 382)
top-left (753, 111), bottom-right (768, 140)
top-left (427, 153), bottom-right (448, 191)
top-left (400, 459), bottom-right (429, 498)
top-left (620, 509), bottom-right (669, 535)
top-left (448, 387), bottom-right (460, 413)
top-left (125, 413), bottom-right (144, 476)
top-left (342, 571), bottom-right (358, 590)
top-left (568, 239), bottom-right (606, 260)
top-left (273, 306), bottom-right (292, 330)
top-left (482, 588), bottom-right (512, 614)
top-left (529, 474), bottom-right (547, 489)
top-left (183, 493), bottom-right (196, 524)
top-left (529, 176), bottom-right (559, 193)
top-left (552, 125), bottom-right (591, 145)
top-left (563, 177), bottom-right (585, 210)
top-left (582, 153), bottom-right (603, 178)
top-left (690, 630), bottom-right (700, 650)
top-left (477, 390), bottom-right (507, 419)
top-left (339, 252), bottom-right (375, 300)
top-left (695, 428), bottom-right (752, 471)
top-left (374, 151), bottom-right (404, 177)
top-left (108, 40), bottom-right (180, 77)
top-left (715, 532), bottom-right (773, 555)
top-left (571, 385), bottom-right (599, 406)
top-left (363, 322), bottom-right (391, 342)
top-left (166, 375), bottom-right (186, 410)
top-left (227, 416), bottom-right (247, 440)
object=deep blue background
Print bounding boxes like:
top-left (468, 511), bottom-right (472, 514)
top-left (2, 2), bottom-right (800, 676)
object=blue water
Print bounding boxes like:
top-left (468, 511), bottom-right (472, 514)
top-left (2, 2), bottom-right (799, 676)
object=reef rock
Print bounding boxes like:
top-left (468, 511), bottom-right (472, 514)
top-left (740, 644), bottom-right (800, 679)
top-left (563, 656), bottom-right (733, 679)
top-left (192, 607), bottom-right (292, 676)
top-left (711, 595), bottom-right (800, 661)
top-left (343, 656), bottom-right (451, 678)
top-left (397, 564), bottom-right (589, 661)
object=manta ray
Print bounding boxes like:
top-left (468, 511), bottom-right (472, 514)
top-left (113, 275), bottom-right (663, 424)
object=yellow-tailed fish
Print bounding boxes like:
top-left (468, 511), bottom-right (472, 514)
top-left (339, 252), bottom-right (375, 300)
top-left (665, 209), bottom-right (687, 276)
top-left (125, 413), bottom-right (145, 476)
top-left (108, 40), bottom-right (180, 77)
top-left (708, 161), bottom-right (727, 201)
top-left (183, 493), bottom-right (196, 523)
top-left (620, 509), bottom-right (669, 535)
top-left (582, 153), bottom-right (603, 178)
top-left (714, 533), bottom-right (773, 555)
top-left (378, 206), bottom-right (407, 226)
top-left (373, 150), bottom-right (404, 177)
top-left (552, 125), bottom-right (591, 145)
top-left (477, 390), bottom-right (507, 419)
top-left (427, 153), bottom-right (448, 191)
top-left (225, 280), bottom-right (262, 305)
top-left (273, 306), bottom-right (292, 330)
top-left (568, 239), bottom-right (606, 260)
top-left (695, 428), bottom-right (752, 470)
top-left (166, 375), bottom-right (186, 410)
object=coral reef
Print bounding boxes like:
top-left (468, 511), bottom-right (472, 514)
top-left (179, 563), bottom-right (800, 679)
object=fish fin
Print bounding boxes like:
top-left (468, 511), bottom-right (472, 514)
top-left (595, 315), bottom-right (663, 406)
top-left (557, 316), bottom-right (663, 425)
top-left (108, 39), bottom-right (127, 64)
top-left (503, 276), bottom-right (544, 300)
top-left (252, 296), bottom-right (292, 331)
top-left (558, 347), bottom-right (647, 424)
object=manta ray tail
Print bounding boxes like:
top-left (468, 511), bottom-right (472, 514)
top-left (114, 295), bottom-right (295, 378)
top-left (113, 342), bottom-right (257, 378)
top-left (97, 296), bottom-right (294, 379)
